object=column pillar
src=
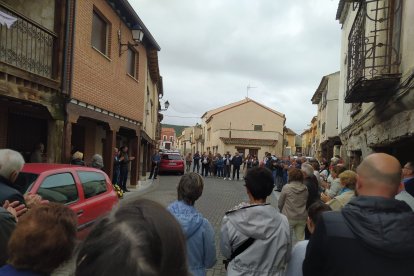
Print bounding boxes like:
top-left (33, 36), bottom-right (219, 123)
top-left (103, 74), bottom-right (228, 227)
top-left (130, 131), bottom-right (141, 187)
top-left (47, 119), bottom-right (64, 163)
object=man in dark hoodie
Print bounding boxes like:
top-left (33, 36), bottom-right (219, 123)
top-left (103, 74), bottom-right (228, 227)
top-left (303, 153), bottom-right (414, 276)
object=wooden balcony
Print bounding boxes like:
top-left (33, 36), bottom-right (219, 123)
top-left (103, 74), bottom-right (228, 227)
top-left (345, 0), bottom-right (401, 103)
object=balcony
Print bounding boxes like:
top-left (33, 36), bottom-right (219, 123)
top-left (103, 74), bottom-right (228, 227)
top-left (0, 3), bottom-right (57, 79)
top-left (345, 0), bottom-right (401, 103)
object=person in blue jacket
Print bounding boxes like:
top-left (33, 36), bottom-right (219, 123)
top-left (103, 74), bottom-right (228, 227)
top-left (168, 173), bottom-right (216, 276)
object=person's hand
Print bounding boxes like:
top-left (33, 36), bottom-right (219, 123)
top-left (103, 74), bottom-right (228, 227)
top-left (3, 200), bottom-right (27, 220)
top-left (24, 193), bottom-right (49, 209)
top-left (320, 192), bottom-right (331, 203)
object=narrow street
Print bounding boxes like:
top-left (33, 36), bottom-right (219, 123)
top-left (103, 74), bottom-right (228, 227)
top-left (136, 174), bottom-right (279, 276)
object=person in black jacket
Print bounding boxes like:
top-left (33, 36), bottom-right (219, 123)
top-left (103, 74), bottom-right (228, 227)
top-left (301, 163), bottom-right (320, 209)
top-left (231, 152), bottom-right (243, 181)
top-left (303, 153), bottom-right (414, 276)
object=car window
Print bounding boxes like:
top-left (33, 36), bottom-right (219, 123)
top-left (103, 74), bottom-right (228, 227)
top-left (37, 173), bottom-right (78, 204)
top-left (163, 154), bottom-right (182, 160)
top-left (77, 171), bottom-right (107, 199)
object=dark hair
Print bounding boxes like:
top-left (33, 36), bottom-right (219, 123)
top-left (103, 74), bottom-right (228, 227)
top-left (76, 198), bottom-right (188, 276)
top-left (288, 168), bottom-right (304, 183)
top-left (8, 203), bottom-right (77, 274)
top-left (406, 161), bottom-right (414, 171)
top-left (332, 165), bottom-right (346, 176)
top-left (307, 201), bottom-right (332, 226)
top-left (244, 167), bottom-right (274, 200)
top-left (177, 173), bottom-right (204, 205)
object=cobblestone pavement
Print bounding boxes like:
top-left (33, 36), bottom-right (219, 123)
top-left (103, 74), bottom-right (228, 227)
top-left (138, 174), bottom-right (279, 276)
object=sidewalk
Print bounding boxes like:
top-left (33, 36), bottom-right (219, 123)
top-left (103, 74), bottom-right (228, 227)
top-left (122, 177), bottom-right (159, 199)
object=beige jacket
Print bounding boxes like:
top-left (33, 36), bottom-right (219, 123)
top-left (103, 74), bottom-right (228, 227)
top-left (278, 181), bottom-right (308, 221)
top-left (327, 190), bottom-right (355, 211)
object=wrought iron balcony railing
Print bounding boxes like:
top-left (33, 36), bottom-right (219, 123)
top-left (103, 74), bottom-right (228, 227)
top-left (346, 0), bottom-right (401, 103)
top-left (0, 3), bottom-right (57, 79)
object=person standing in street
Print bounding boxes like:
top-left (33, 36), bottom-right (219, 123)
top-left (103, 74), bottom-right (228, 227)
top-left (193, 151), bottom-right (201, 173)
top-left (149, 151), bottom-right (161, 180)
top-left (185, 153), bottom-right (192, 173)
top-left (216, 154), bottom-right (224, 178)
top-left (220, 167), bottom-right (291, 275)
top-left (303, 153), bottom-right (414, 276)
top-left (223, 152), bottom-right (232, 180)
top-left (29, 143), bottom-right (44, 163)
top-left (168, 173), bottom-right (216, 276)
top-left (402, 161), bottom-right (414, 197)
top-left (0, 149), bottom-right (26, 206)
top-left (231, 151), bottom-right (243, 181)
top-left (119, 146), bottom-right (135, 192)
top-left (278, 168), bottom-right (308, 243)
top-left (112, 147), bottom-right (121, 185)
top-left (201, 152), bottom-right (209, 177)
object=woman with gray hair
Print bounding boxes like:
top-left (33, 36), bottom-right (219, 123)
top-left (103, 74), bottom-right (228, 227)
top-left (301, 163), bottom-right (320, 209)
top-left (0, 149), bottom-right (26, 206)
top-left (90, 154), bottom-right (104, 170)
top-left (168, 173), bottom-right (216, 276)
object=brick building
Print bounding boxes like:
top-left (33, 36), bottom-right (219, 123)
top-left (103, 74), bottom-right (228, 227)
top-left (64, 0), bottom-right (163, 185)
top-left (160, 127), bottom-right (176, 150)
top-left (0, 0), bottom-right (163, 185)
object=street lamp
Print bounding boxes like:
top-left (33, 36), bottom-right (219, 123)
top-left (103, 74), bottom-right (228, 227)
top-left (118, 25), bottom-right (144, 56)
top-left (160, 100), bottom-right (169, 111)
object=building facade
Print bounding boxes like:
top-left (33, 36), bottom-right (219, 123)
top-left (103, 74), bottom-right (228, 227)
top-left (0, 0), bottom-right (68, 163)
top-left (160, 127), bottom-right (176, 150)
top-left (283, 127), bottom-right (298, 157)
top-left (336, 0), bottom-right (414, 167)
top-left (311, 72), bottom-right (341, 161)
top-left (63, 0), bottom-right (162, 185)
top-left (200, 98), bottom-right (285, 159)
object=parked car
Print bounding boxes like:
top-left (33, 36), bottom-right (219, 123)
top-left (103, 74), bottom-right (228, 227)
top-left (14, 164), bottom-right (119, 239)
top-left (159, 153), bottom-right (185, 175)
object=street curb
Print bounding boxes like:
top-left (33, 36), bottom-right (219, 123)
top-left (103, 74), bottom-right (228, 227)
top-left (122, 178), bottom-right (160, 199)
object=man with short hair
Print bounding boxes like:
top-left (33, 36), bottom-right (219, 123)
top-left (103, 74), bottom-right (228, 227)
top-left (303, 153), bottom-right (414, 276)
top-left (0, 149), bottom-right (26, 206)
top-left (231, 152), bottom-right (243, 181)
top-left (402, 161), bottom-right (414, 197)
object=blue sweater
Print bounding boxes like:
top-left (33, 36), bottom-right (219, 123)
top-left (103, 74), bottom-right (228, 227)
top-left (168, 201), bottom-right (216, 276)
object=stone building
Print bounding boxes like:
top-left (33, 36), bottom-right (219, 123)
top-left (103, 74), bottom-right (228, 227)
top-left (283, 127), bottom-right (298, 157)
top-left (200, 98), bottom-right (285, 159)
top-left (336, 0), bottom-right (414, 167)
top-left (311, 72), bottom-right (341, 161)
top-left (0, 0), bottom-right (68, 162)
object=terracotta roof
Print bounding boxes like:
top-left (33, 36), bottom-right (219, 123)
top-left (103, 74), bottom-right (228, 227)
top-left (202, 98), bottom-right (284, 121)
top-left (220, 137), bottom-right (277, 147)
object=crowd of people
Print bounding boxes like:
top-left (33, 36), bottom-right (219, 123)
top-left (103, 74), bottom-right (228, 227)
top-left (1, 146), bottom-right (414, 275)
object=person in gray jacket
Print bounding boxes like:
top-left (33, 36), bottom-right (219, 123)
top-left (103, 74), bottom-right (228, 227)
top-left (278, 168), bottom-right (309, 243)
top-left (220, 167), bottom-right (291, 276)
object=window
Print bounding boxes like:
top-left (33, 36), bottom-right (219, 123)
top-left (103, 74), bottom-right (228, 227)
top-left (126, 47), bottom-right (137, 78)
top-left (169, 136), bottom-right (173, 142)
top-left (254, 125), bottom-right (263, 131)
top-left (78, 171), bottom-right (107, 199)
top-left (163, 135), bottom-right (167, 141)
top-left (321, 122), bottom-right (326, 135)
top-left (37, 173), bottom-right (78, 204)
top-left (91, 11), bottom-right (108, 55)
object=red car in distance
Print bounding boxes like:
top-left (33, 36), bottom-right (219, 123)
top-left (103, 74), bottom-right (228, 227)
top-left (15, 164), bottom-right (119, 239)
top-left (158, 152), bottom-right (185, 175)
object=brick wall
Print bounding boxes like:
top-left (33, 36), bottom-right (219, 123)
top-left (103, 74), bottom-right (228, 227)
top-left (71, 0), bottom-right (147, 122)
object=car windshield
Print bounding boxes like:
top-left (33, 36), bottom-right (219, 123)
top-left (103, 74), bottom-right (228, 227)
top-left (14, 172), bottom-right (39, 194)
top-left (162, 154), bottom-right (182, 160)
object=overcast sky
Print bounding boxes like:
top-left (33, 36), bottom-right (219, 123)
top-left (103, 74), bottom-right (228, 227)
top-left (130, 0), bottom-right (341, 134)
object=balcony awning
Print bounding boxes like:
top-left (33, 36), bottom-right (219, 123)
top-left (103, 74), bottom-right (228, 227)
top-left (220, 137), bottom-right (277, 147)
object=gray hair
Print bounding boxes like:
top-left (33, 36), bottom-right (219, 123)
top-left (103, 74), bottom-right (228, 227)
top-left (91, 154), bottom-right (104, 169)
top-left (0, 149), bottom-right (25, 179)
top-left (301, 163), bottom-right (314, 177)
top-left (177, 173), bottom-right (204, 205)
